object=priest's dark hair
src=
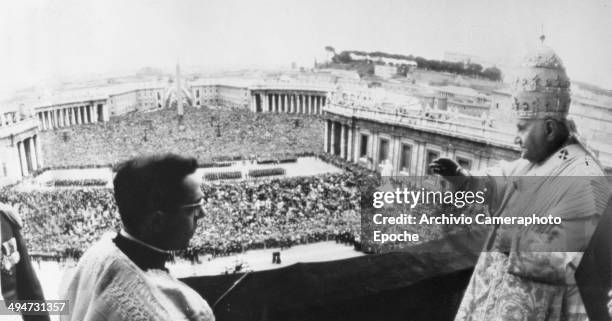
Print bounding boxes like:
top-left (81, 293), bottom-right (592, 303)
top-left (113, 153), bottom-right (198, 234)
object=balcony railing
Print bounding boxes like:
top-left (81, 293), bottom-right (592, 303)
top-left (0, 117), bottom-right (39, 139)
top-left (324, 103), bottom-right (518, 150)
top-left (251, 81), bottom-right (334, 92)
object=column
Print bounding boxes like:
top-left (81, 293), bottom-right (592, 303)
top-left (312, 95), bottom-right (316, 114)
top-left (103, 105), bottom-right (110, 121)
top-left (92, 104), bottom-right (98, 123)
top-left (88, 105), bottom-right (94, 123)
top-left (80, 106), bottom-right (86, 123)
top-left (300, 95), bottom-right (304, 114)
top-left (18, 141), bottom-right (28, 177)
top-left (71, 108), bottom-right (77, 125)
top-left (371, 132), bottom-right (379, 169)
top-left (262, 94), bottom-right (266, 112)
top-left (324, 120), bottom-right (329, 153)
top-left (34, 135), bottom-right (43, 168)
top-left (306, 95), bottom-right (310, 114)
top-left (330, 122), bottom-right (336, 155)
top-left (76, 106), bottom-right (81, 123)
top-left (340, 124), bottom-right (346, 159)
top-left (311, 95), bottom-right (315, 114)
top-left (276, 94), bottom-right (280, 113)
top-left (347, 125), bottom-right (353, 162)
top-left (283, 95), bottom-right (288, 113)
top-left (58, 109), bottom-right (64, 127)
top-left (27, 138), bottom-right (37, 171)
top-left (251, 94), bottom-right (257, 112)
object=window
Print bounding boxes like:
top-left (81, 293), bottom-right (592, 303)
top-left (360, 134), bottom-right (369, 158)
top-left (426, 150), bottom-right (440, 174)
top-left (400, 144), bottom-right (411, 172)
top-left (196, 89), bottom-right (200, 98)
top-left (379, 139), bottom-right (389, 162)
top-left (2, 163), bottom-right (6, 177)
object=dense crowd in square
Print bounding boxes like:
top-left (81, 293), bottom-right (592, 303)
top-left (0, 158), bottom-right (381, 260)
top-left (40, 106), bottom-right (324, 167)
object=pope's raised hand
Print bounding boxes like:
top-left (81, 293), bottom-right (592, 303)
top-left (428, 157), bottom-right (468, 188)
top-left (428, 158), bottom-right (460, 176)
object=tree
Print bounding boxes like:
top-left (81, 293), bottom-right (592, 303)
top-left (482, 66), bottom-right (502, 81)
top-left (334, 51), bottom-right (353, 64)
top-left (324, 46), bottom-right (336, 54)
top-left (466, 63), bottom-right (483, 76)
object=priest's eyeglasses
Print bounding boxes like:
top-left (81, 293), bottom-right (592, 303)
top-left (180, 198), bottom-right (205, 218)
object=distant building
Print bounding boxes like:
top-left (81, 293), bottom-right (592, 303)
top-left (108, 87), bottom-right (165, 116)
top-left (0, 113), bottom-right (41, 186)
top-left (374, 65), bottom-right (398, 79)
top-left (316, 69), bottom-right (361, 80)
top-left (190, 78), bottom-right (253, 109)
top-left (433, 85), bottom-right (491, 117)
top-left (444, 51), bottom-right (494, 68)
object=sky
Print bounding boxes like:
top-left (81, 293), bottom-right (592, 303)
top-left (1, 0), bottom-right (611, 98)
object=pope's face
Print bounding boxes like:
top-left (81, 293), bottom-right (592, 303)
top-left (515, 119), bottom-right (548, 163)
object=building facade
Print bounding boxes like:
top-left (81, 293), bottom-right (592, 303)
top-left (0, 115), bottom-right (43, 186)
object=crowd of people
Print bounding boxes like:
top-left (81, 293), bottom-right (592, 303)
top-left (40, 106), bottom-right (323, 168)
top-left (0, 168), bottom-right (373, 260)
top-left (191, 173), bottom-right (362, 256)
top-left (0, 188), bottom-right (120, 256)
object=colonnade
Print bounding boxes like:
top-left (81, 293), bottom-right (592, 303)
top-left (252, 92), bottom-right (326, 115)
top-left (15, 135), bottom-right (43, 177)
top-left (36, 104), bottom-right (107, 130)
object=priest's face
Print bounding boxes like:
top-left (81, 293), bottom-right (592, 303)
top-left (515, 118), bottom-right (548, 163)
top-left (157, 173), bottom-right (205, 250)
